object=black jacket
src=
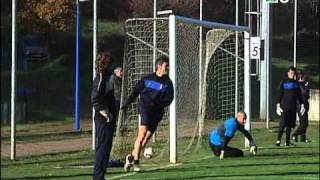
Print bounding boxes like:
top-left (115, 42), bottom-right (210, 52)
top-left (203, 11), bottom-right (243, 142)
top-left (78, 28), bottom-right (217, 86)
top-left (277, 78), bottom-right (303, 110)
top-left (124, 73), bottom-right (174, 110)
top-left (91, 72), bottom-right (116, 122)
top-left (298, 80), bottom-right (310, 110)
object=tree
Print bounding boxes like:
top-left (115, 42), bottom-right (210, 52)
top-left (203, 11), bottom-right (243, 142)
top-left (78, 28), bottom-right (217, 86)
top-left (17, 0), bottom-right (76, 33)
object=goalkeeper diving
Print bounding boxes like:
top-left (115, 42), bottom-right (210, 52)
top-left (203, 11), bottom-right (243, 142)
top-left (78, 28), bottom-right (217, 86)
top-left (209, 111), bottom-right (257, 159)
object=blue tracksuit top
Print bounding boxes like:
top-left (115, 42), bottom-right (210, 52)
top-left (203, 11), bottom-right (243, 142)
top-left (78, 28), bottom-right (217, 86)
top-left (210, 117), bottom-right (238, 146)
top-left (124, 73), bottom-right (174, 110)
top-left (209, 117), bottom-right (253, 147)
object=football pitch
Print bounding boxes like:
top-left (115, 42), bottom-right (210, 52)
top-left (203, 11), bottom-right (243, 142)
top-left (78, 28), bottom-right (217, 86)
top-left (2, 125), bottom-right (319, 180)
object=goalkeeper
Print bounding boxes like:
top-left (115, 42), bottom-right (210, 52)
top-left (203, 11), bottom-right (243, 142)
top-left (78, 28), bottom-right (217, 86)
top-left (209, 111), bottom-right (257, 159)
top-left (121, 55), bottom-right (174, 172)
top-left (275, 66), bottom-right (305, 146)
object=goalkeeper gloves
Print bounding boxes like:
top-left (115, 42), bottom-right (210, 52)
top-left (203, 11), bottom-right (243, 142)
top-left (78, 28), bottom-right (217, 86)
top-left (249, 140), bottom-right (257, 155)
top-left (300, 104), bottom-right (306, 116)
top-left (99, 110), bottom-right (113, 122)
top-left (219, 150), bottom-right (225, 159)
top-left (249, 146), bottom-right (257, 155)
top-left (276, 103), bottom-right (283, 116)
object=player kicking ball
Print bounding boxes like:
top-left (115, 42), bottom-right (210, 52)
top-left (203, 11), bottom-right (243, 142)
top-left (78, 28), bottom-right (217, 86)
top-left (121, 56), bottom-right (174, 172)
top-left (209, 111), bottom-right (257, 159)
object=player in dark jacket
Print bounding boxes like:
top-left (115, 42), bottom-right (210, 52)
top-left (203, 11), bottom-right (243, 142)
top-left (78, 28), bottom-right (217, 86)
top-left (292, 72), bottom-right (311, 143)
top-left (110, 67), bottom-right (122, 121)
top-left (91, 52), bottom-right (116, 180)
top-left (275, 66), bottom-right (305, 146)
top-left (209, 111), bottom-right (257, 159)
top-left (121, 55), bottom-right (174, 172)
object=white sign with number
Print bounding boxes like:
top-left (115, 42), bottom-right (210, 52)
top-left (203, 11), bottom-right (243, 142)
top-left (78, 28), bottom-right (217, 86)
top-left (250, 37), bottom-right (260, 59)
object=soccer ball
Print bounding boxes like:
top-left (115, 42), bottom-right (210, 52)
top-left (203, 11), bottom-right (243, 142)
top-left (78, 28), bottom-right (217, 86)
top-left (143, 147), bottom-right (153, 159)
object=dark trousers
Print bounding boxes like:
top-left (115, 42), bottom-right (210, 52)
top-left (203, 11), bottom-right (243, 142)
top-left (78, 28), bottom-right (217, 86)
top-left (293, 110), bottom-right (309, 141)
top-left (209, 143), bottom-right (243, 158)
top-left (277, 108), bottom-right (296, 144)
top-left (93, 116), bottom-right (115, 180)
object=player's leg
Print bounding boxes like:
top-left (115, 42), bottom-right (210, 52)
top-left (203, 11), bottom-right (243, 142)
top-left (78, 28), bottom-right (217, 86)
top-left (93, 117), bottom-right (115, 180)
top-left (292, 110), bottom-right (303, 142)
top-left (209, 142), bottom-right (222, 156)
top-left (299, 110), bottom-right (309, 142)
top-left (141, 130), bottom-right (153, 148)
top-left (276, 109), bottom-right (289, 146)
top-left (141, 115), bottom-right (161, 148)
top-left (285, 109), bottom-right (296, 146)
top-left (132, 125), bottom-right (148, 161)
top-left (224, 146), bottom-right (244, 157)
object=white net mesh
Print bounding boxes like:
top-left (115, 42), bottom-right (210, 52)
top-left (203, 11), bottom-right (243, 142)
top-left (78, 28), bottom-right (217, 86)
top-left (112, 17), bottom-right (248, 162)
top-left (204, 30), bottom-right (245, 121)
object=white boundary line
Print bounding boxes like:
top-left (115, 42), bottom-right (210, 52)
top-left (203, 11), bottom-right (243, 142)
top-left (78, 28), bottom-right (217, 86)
top-left (109, 155), bottom-right (213, 180)
top-left (109, 163), bottom-right (182, 180)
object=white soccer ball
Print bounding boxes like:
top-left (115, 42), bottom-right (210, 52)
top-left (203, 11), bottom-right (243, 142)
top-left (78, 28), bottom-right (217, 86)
top-left (143, 147), bottom-right (153, 159)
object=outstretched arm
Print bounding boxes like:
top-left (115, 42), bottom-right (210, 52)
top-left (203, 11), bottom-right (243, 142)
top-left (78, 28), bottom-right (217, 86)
top-left (121, 79), bottom-right (144, 110)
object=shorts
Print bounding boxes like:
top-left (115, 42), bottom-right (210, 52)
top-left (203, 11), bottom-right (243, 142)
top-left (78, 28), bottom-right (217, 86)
top-left (139, 106), bottom-right (164, 134)
top-left (280, 108), bottom-right (297, 128)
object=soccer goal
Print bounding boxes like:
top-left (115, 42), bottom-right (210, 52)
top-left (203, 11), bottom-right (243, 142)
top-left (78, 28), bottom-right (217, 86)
top-left (112, 15), bottom-right (251, 163)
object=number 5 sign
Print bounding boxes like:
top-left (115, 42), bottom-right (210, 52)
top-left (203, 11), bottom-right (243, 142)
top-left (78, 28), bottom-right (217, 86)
top-left (250, 37), bottom-right (260, 59)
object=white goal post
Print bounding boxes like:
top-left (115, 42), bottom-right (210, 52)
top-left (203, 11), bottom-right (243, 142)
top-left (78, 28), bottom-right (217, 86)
top-left (168, 15), bottom-right (251, 163)
top-left (115, 15), bottom-right (251, 164)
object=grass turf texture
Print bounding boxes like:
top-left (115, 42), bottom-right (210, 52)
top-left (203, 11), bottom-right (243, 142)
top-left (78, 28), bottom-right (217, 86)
top-left (2, 125), bottom-right (319, 180)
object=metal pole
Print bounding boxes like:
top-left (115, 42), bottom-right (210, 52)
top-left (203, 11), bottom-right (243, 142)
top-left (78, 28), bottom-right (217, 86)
top-left (293, 0), bottom-right (297, 67)
top-left (244, 32), bottom-right (251, 148)
top-left (75, 0), bottom-right (81, 132)
top-left (235, 0), bottom-right (239, 116)
top-left (198, 0), bottom-right (204, 137)
top-left (169, 15), bottom-right (177, 164)
top-left (92, 0), bottom-right (97, 150)
top-left (11, 0), bottom-right (17, 160)
top-left (153, 0), bottom-right (157, 70)
top-left (152, 0), bottom-right (157, 143)
top-left (261, 0), bottom-right (270, 128)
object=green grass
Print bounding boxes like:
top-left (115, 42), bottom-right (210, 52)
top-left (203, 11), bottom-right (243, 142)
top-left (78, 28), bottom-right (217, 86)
top-left (2, 125), bottom-right (319, 180)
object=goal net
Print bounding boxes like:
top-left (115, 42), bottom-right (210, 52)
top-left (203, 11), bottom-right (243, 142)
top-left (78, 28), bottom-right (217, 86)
top-left (111, 15), bottom-right (251, 163)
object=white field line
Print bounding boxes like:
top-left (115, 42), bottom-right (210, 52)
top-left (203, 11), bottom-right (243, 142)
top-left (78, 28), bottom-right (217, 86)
top-left (109, 155), bottom-right (213, 180)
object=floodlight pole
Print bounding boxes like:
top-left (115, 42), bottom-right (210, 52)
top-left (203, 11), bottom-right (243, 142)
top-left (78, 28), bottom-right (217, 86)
top-left (293, 0), bottom-right (297, 67)
top-left (11, 0), bottom-right (17, 160)
top-left (75, 0), bottom-right (81, 132)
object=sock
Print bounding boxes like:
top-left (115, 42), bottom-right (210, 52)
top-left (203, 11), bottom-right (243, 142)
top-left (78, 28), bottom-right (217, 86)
top-left (285, 128), bottom-right (291, 144)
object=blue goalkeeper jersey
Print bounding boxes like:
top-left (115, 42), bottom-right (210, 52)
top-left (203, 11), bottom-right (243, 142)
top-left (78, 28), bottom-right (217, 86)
top-left (209, 117), bottom-right (238, 146)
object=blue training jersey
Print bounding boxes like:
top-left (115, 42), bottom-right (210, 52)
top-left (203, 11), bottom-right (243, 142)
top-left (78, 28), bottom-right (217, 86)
top-left (209, 117), bottom-right (239, 146)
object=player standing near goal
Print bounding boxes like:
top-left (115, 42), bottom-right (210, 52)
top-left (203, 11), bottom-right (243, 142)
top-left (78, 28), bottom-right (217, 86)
top-left (275, 66), bottom-right (305, 146)
top-left (111, 67), bottom-right (123, 120)
top-left (121, 55), bottom-right (174, 172)
top-left (292, 72), bottom-right (311, 143)
top-left (209, 111), bottom-right (257, 159)
top-left (91, 52), bottom-right (116, 180)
